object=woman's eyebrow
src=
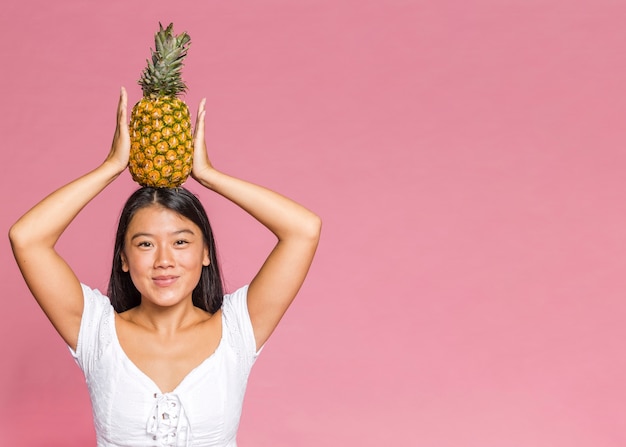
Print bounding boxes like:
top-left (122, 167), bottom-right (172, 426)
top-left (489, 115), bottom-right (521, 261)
top-left (130, 229), bottom-right (196, 241)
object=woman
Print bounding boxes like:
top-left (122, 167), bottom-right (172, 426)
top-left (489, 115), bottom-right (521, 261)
top-left (9, 88), bottom-right (322, 446)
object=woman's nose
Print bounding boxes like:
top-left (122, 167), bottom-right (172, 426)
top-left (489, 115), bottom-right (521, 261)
top-left (154, 247), bottom-right (174, 268)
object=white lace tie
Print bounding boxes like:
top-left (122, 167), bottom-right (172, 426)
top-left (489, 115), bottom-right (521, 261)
top-left (147, 392), bottom-right (192, 446)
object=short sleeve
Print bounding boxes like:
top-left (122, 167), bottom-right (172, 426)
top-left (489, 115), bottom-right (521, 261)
top-left (68, 284), bottom-right (114, 374)
top-left (221, 285), bottom-right (261, 371)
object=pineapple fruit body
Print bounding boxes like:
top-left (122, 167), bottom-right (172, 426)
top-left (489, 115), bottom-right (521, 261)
top-left (129, 23), bottom-right (193, 188)
top-left (129, 96), bottom-right (193, 187)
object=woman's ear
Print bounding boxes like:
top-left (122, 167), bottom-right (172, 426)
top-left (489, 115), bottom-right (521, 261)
top-left (202, 246), bottom-right (210, 267)
top-left (121, 252), bottom-right (129, 272)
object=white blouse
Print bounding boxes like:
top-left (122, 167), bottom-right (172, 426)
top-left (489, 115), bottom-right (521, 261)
top-left (70, 284), bottom-right (260, 447)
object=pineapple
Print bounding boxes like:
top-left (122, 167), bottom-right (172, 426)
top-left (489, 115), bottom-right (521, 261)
top-left (129, 23), bottom-right (193, 188)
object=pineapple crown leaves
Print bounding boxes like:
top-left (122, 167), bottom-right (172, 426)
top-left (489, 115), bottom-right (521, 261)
top-left (138, 23), bottom-right (191, 98)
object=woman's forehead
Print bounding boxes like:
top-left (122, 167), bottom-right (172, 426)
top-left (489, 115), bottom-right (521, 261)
top-left (127, 205), bottom-right (198, 233)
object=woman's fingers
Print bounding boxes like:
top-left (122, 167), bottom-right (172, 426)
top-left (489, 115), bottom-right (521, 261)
top-left (194, 98), bottom-right (207, 142)
top-left (107, 87), bottom-right (130, 170)
top-left (117, 87), bottom-right (128, 125)
top-left (191, 98), bottom-right (214, 179)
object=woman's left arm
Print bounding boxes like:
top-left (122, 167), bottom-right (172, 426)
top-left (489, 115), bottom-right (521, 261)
top-left (192, 100), bottom-right (322, 350)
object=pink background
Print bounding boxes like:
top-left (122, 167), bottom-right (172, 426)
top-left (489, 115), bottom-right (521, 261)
top-left (2, 0), bottom-right (626, 445)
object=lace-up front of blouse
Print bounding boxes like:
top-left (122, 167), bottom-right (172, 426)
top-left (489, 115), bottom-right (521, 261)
top-left (70, 284), bottom-right (260, 447)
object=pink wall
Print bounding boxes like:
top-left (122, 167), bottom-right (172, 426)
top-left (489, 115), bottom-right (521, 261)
top-left (2, 1), bottom-right (626, 445)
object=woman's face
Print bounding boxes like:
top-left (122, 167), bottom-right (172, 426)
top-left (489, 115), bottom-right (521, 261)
top-left (121, 205), bottom-right (209, 309)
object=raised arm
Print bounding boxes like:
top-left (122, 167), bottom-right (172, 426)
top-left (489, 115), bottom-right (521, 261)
top-left (8, 88), bottom-right (130, 350)
top-left (192, 100), bottom-right (322, 350)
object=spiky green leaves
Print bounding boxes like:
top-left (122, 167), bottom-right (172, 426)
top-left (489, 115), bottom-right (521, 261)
top-left (138, 23), bottom-right (191, 98)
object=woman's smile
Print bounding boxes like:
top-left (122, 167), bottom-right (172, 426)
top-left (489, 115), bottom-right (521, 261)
top-left (152, 275), bottom-right (179, 287)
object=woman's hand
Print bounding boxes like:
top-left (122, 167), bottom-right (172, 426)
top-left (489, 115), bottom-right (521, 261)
top-left (191, 98), bottom-right (217, 184)
top-left (104, 87), bottom-right (130, 173)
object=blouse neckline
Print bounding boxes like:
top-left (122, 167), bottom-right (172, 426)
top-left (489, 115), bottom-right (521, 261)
top-left (111, 309), bottom-right (226, 395)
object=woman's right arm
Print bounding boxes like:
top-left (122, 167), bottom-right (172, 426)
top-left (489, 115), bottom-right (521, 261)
top-left (8, 88), bottom-right (130, 351)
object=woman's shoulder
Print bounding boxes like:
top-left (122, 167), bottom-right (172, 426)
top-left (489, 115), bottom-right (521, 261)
top-left (71, 284), bottom-right (115, 366)
top-left (221, 285), bottom-right (260, 360)
top-left (221, 285), bottom-right (250, 320)
top-left (79, 283), bottom-right (114, 313)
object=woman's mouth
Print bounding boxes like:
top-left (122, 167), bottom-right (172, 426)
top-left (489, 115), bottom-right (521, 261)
top-left (152, 276), bottom-right (178, 287)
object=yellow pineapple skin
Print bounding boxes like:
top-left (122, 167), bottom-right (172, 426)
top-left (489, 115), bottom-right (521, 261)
top-left (129, 96), bottom-right (193, 188)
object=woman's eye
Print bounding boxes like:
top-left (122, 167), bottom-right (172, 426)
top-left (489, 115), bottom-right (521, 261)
top-left (175, 240), bottom-right (189, 246)
top-left (138, 241), bottom-right (152, 248)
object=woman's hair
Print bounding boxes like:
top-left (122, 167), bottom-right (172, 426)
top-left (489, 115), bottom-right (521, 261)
top-left (108, 187), bottom-right (224, 313)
